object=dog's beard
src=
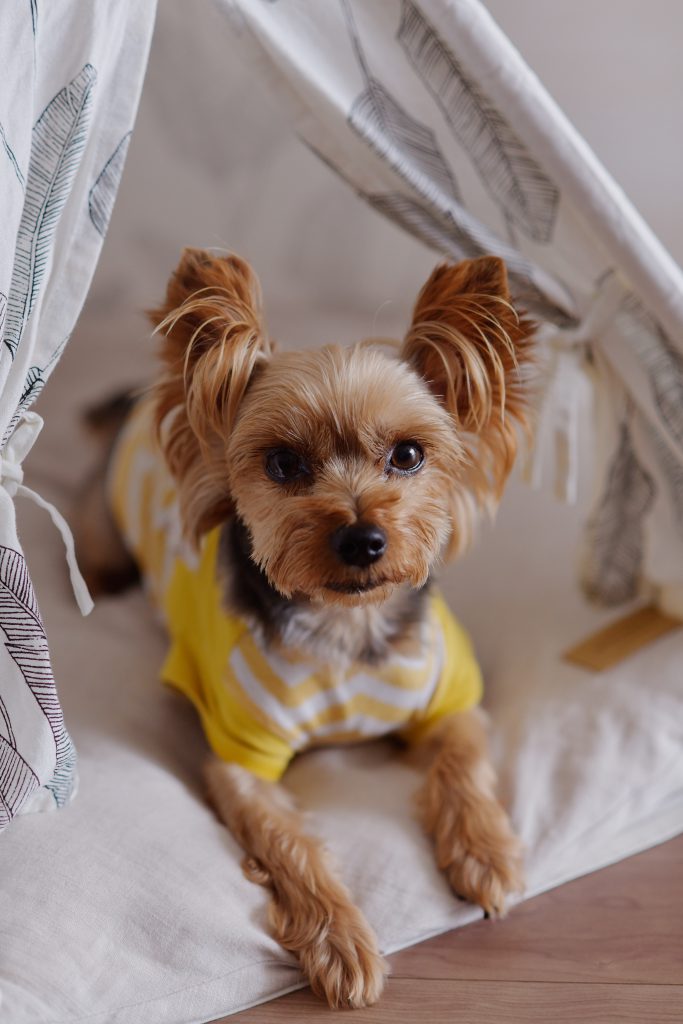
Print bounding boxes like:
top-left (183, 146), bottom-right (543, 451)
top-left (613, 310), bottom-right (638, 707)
top-left (218, 517), bottom-right (431, 661)
top-left (271, 561), bottom-right (432, 608)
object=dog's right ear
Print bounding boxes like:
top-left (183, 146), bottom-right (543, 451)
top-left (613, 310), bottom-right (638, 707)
top-left (151, 248), bottom-right (271, 543)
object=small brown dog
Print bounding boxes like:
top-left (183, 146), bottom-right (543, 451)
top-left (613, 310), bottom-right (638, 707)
top-left (79, 248), bottom-right (534, 1008)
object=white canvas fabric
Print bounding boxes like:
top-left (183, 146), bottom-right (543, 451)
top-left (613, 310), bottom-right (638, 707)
top-left (0, 0), bottom-right (156, 828)
top-left (221, 0), bottom-right (683, 615)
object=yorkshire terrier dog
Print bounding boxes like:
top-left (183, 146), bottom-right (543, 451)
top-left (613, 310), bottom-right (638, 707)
top-left (78, 248), bottom-right (534, 1009)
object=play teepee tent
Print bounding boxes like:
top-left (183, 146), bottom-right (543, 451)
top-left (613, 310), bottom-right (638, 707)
top-left (1, 2), bottom-right (681, 1021)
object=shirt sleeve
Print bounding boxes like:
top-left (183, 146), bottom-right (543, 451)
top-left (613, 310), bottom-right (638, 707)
top-left (399, 594), bottom-right (484, 746)
top-left (162, 635), bottom-right (295, 783)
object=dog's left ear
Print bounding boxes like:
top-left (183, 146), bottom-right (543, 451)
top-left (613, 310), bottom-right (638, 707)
top-left (402, 256), bottom-right (535, 501)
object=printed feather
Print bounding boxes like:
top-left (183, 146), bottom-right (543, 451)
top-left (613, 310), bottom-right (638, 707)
top-left (399, 0), bottom-right (559, 243)
top-left (0, 546), bottom-right (77, 823)
top-left (369, 191), bottom-right (575, 325)
top-left (89, 131), bottom-right (132, 236)
top-left (2, 64), bottom-right (97, 359)
top-left (350, 81), bottom-right (462, 207)
top-left (648, 422), bottom-right (683, 537)
top-left (0, 737), bottom-right (39, 829)
top-left (1, 363), bottom-right (46, 447)
top-left (620, 295), bottom-right (683, 454)
top-left (582, 422), bottom-right (656, 605)
top-left (0, 122), bottom-right (25, 188)
top-left (342, 0), bottom-right (461, 209)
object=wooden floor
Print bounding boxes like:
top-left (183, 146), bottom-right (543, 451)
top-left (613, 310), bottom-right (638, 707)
top-left (228, 835), bottom-right (683, 1023)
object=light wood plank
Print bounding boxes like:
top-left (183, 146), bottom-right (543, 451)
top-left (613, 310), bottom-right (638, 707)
top-left (389, 836), bottom-right (683, 985)
top-left (229, 982), bottom-right (683, 1023)
top-left (563, 604), bottom-right (682, 671)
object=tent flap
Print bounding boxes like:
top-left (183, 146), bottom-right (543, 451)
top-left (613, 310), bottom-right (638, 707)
top-left (0, 0), bottom-right (157, 830)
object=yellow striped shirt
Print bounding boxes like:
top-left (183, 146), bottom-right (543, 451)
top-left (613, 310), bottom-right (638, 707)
top-left (109, 399), bottom-right (483, 780)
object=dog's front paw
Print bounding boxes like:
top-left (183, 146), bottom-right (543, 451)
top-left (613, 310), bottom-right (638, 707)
top-left (270, 892), bottom-right (387, 1008)
top-left (436, 798), bottom-right (524, 917)
top-left (304, 906), bottom-right (388, 1009)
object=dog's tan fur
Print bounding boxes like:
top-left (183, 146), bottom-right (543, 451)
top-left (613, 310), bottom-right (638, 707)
top-left (417, 709), bottom-right (524, 916)
top-left (79, 248), bottom-right (534, 1008)
top-left (204, 759), bottom-right (387, 1008)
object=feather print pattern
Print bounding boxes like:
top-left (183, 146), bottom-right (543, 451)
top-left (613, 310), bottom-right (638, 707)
top-left (620, 296), bottom-right (683, 453)
top-left (2, 63), bottom-right (97, 359)
top-left (0, 737), bottom-right (39, 829)
top-left (338, 1), bottom-right (574, 325)
top-left (305, 139), bottom-right (574, 325)
top-left (582, 421), bottom-right (656, 605)
top-left (368, 192), bottom-right (575, 325)
top-left (0, 546), bottom-right (77, 822)
top-left (350, 85), bottom-right (462, 206)
top-left (342, 0), bottom-right (461, 207)
top-left (0, 122), bottom-right (25, 188)
top-left (1, 364), bottom-right (46, 448)
top-left (649, 423), bottom-right (683, 537)
top-left (1, 336), bottom-right (64, 449)
top-left (398, 1), bottom-right (559, 242)
top-left (88, 131), bottom-right (131, 236)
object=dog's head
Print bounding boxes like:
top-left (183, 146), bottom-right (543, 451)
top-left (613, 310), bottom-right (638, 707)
top-left (151, 248), bottom-right (535, 606)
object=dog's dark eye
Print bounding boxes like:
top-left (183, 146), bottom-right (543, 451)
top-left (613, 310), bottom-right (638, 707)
top-left (265, 448), bottom-right (309, 483)
top-left (389, 441), bottom-right (424, 473)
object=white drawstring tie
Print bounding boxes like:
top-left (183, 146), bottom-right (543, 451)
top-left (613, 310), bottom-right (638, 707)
top-left (0, 412), bottom-right (94, 616)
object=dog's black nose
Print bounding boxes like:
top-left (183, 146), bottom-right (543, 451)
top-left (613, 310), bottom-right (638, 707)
top-left (331, 523), bottom-right (387, 567)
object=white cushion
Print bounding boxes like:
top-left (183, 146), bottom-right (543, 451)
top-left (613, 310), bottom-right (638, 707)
top-left (2, 332), bottom-right (681, 1021)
